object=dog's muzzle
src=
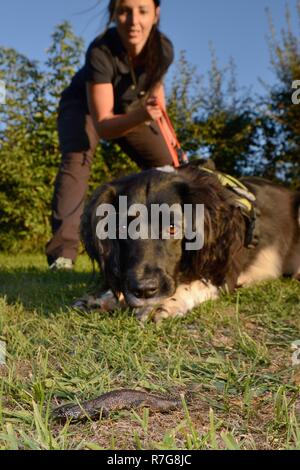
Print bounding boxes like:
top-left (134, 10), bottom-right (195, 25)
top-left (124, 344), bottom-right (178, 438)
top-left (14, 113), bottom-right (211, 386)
top-left (123, 270), bottom-right (176, 307)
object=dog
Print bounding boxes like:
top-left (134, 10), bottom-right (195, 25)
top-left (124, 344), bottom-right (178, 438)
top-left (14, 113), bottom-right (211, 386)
top-left (78, 164), bottom-right (300, 322)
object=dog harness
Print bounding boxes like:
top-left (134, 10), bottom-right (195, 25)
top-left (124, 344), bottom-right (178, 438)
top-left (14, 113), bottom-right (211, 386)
top-left (200, 167), bottom-right (258, 248)
top-left (200, 167), bottom-right (256, 212)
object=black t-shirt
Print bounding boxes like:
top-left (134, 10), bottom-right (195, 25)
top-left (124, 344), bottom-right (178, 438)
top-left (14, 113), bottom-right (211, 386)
top-left (60, 27), bottom-right (174, 114)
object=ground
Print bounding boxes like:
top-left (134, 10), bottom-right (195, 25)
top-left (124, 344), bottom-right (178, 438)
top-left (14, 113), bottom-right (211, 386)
top-left (0, 253), bottom-right (300, 450)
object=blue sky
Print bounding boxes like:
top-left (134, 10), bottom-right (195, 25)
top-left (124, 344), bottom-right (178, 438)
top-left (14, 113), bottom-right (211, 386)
top-left (0, 0), bottom-right (299, 95)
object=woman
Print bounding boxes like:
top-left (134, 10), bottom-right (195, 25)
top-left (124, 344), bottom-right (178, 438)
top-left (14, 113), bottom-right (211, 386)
top-left (46, 0), bottom-right (175, 269)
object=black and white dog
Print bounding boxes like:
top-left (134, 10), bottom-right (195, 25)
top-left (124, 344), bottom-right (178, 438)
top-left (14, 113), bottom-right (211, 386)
top-left (78, 164), bottom-right (300, 322)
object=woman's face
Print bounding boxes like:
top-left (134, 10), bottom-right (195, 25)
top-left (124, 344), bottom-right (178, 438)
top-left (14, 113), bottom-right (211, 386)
top-left (114, 0), bottom-right (160, 56)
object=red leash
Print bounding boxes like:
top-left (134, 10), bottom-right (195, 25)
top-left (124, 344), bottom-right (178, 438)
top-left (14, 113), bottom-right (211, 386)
top-left (156, 100), bottom-right (188, 168)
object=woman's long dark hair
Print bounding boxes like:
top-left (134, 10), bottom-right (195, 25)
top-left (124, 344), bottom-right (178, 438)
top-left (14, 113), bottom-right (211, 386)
top-left (107, 0), bottom-right (171, 92)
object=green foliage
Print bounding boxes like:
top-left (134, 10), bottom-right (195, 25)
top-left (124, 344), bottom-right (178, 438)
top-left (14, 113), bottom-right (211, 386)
top-left (45, 22), bottom-right (85, 103)
top-left (168, 2), bottom-right (300, 182)
top-left (259, 1), bottom-right (300, 187)
top-left (196, 53), bottom-right (259, 176)
top-left (0, 47), bottom-right (54, 252)
top-left (166, 51), bottom-right (204, 156)
top-left (167, 51), bottom-right (260, 176)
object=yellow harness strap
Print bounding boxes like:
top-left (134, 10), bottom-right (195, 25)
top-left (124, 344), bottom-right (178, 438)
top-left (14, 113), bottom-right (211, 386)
top-left (200, 167), bottom-right (258, 248)
top-left (200, 167), bottom-right (256, 214)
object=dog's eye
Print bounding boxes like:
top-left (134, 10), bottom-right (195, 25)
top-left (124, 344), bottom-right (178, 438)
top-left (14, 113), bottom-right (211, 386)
top-left (168, 225), bottom-right (176, 236)
top-left (118, 224), bottom-right (127, 237)
top-left (166, 224), bottom-right (179, 238)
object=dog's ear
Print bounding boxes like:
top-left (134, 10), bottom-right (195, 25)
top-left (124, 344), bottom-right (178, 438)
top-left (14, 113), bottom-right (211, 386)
top-left (209, 206), bottom-right (246, 288)
top-left (182, 202), bottom-right (245, 288)
top-left (81, 183), bottom-right (117, 268)
top-left (179, 170), bottom-right (246, 288)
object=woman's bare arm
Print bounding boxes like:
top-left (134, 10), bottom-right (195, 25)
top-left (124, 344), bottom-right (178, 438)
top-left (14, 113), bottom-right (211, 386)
top-left (87, 83), bottom-right (163, 140)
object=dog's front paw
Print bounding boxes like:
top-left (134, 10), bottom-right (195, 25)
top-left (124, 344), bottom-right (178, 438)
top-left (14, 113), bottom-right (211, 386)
top-left (134, 302), bottom-right (186, 323)
top-left (152, 307), bottom-right (175, 323)
top-left (134, 304), bottom-right (158, 323)
top-left (72, 296), bottom-right (90, 312)
top-left (72, 289), bottom-right (123, 312)
top-left (152, 303), bottom-right (187, 323)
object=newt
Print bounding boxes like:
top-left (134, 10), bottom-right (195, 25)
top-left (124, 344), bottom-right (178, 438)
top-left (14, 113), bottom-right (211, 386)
top-left (52, 388), bottom-right (185, 422)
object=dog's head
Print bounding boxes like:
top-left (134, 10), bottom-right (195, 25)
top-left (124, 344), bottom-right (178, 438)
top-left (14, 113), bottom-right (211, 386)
top-left (81, 166), bottom-right (246, 307)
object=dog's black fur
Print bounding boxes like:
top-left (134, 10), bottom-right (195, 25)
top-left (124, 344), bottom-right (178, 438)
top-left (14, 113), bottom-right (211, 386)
top-left (80, 165), bottom-right (300, 320)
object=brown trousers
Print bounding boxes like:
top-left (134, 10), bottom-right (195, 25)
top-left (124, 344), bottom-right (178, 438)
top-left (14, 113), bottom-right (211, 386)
top-left (45, 99), bottom-right (173, 264)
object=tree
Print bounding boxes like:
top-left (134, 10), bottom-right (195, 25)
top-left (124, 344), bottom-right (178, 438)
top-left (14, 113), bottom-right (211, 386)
top-left (260, 1), bottom-right (300, 187)
top-left (166, 51), bottom-right (204, 156)
top-left (0, 23), bottom-right (85, 251)
top-left (167, 51), bottom-right (259, 176)
top-left (0, 48), bottom-right (49, 251)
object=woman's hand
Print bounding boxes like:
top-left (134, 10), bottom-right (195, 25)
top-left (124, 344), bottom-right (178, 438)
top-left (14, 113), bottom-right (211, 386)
top-left (143, 96), bottom-right (163, 121)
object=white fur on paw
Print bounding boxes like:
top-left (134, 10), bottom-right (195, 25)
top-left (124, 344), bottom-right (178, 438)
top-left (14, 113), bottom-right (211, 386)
top-left (72, 289), bottom-right (122, 312)
top-left (153, 307), bottom-right (179, 323)
top-left (135, 303), bottom-right (186, 324)
top-left (134, 305), bottom-right (159, 323)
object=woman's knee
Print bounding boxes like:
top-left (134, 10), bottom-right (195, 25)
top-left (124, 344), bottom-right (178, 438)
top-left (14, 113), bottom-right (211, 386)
top-left (118, 123), bottom-right (173, 168)
top-left (59, 152), bottom-right (94, 178)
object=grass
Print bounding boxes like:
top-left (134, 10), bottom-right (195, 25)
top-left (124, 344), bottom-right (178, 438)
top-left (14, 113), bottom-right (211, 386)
top-left (0, 252), bottom-right (300, 450)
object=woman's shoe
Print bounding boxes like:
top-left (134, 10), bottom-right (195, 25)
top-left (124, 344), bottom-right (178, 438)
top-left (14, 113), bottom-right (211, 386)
top-left (49, 257), bottom-right (73, 271)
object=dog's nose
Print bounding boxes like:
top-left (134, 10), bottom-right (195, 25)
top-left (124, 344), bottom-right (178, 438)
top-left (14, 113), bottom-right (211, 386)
top-left (128, 278), bottom-right (159, 299)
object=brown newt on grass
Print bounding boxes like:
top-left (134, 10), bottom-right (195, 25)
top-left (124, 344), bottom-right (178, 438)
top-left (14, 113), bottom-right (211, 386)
top-left (52, 389), bottom-right (185, 422)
